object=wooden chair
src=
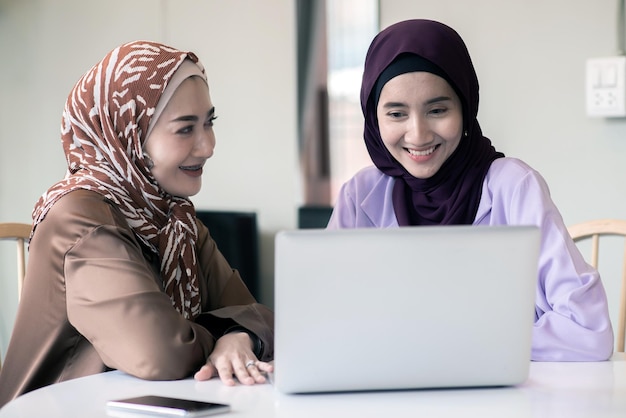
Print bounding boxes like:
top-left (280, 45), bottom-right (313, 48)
top-left (568, 219), bottom-right (626, 352)
top-left (0, 222), bottom-right (31, 370)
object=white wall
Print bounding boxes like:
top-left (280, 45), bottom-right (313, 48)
top-left (0, 0), bottom-right (297, 357)
top-left (381, 0), bottom-right (626, 341)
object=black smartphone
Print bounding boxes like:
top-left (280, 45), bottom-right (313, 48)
top-left (106, 395), bottom-right (230, 417)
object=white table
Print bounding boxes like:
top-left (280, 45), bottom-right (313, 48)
top-left (2, 354), bottom-right (625, 418)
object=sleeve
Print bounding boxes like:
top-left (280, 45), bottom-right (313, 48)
top-left (493, 166), bottom-right (614, 361)
top-left (65, 224), bottom-right (215, 381)
top-left (192, 221), bottom-right (274, 361)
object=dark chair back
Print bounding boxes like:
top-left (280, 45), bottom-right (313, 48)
top-left (298, 206), bottom-right (333, 229)
top-left (195, 210), bottom-right (260, 300)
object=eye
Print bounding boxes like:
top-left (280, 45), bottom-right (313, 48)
top-left (428, 107), bottom-right (448, 116)
top-left (176, 125), bottom-right (194, 135)
top-left (205, 115), bottom-right (218, 127)
top-left (387, 110), bottom-right (406, 119)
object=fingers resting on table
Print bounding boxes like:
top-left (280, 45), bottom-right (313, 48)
top-left (193, 331), bottom-right (274, 385)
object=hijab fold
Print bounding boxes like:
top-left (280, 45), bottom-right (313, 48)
top-left (32, 41), bottom-right (207, 319)
top-left (361, 19), bottom-right (504, 226)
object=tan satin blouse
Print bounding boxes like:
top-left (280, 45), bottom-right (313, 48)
top-left (0, 190), bottom-right (273, 407)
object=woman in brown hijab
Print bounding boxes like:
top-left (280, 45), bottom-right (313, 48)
top-left (0, 40), bottom-right (273, 408)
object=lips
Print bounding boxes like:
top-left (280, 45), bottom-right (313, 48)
top-left (180, 165), bottom-right (203, 177)
top-left (407, 144), bottom-right (438, 156)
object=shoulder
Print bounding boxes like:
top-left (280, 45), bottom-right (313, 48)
top-left (47, 189), bottom-right (127, 227)
top-left (341, 165), bottom-right (393, 194)
top-left (351, 165), bottom-right (390, 182)
top-left (487, 157), bottom-right (538, 178)
top-left (478, 157), bottom-right (555, 223)
top-left (27, 190), bottom-right (149, 277)
top-left (34, 189), bottom-right (133, 244)
top-left (486, 157), bottom-right (549, 191)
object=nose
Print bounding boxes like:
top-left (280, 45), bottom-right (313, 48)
top-left (194, 127), bottom-right (215, 159)
top-left (404, 114), bottom-right (430, 145)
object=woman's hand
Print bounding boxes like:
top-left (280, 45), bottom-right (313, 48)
top-left (193, 332), bottom-right (273, 385)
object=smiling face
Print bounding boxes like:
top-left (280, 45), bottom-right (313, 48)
top-left (376, 71), bottom-right (464, 179)
top-left (143, 76), bottom-right (215, 198)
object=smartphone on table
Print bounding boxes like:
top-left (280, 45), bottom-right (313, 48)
top-left (106, 395), bottom-right (230, 417)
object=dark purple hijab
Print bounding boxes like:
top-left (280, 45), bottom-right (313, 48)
top-left (361, 19), bottom-right (504, 225)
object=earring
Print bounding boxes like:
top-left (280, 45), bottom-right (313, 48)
top-left (463, 130), bottom-right (468, 137)
top-left (143, 153), bottom-right (154, 169)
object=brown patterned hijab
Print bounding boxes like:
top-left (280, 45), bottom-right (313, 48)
top-left (32, 41), bottom-right (207, 319)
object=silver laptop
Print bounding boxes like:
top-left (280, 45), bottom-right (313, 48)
top-left (273, 225), bottom-right (540, 394)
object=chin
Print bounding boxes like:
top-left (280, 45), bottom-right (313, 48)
top-left (167, 181), bottom-right (202, 199)
top-left (407, 169), bottom-right (437, 179)
top-left (179, 190), bottom-right (200, 198)
top-left (165, 188), bottom-right (200, 199)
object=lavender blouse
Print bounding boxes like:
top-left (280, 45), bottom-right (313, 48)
top-left (327, 157), bottom-right (614, 361)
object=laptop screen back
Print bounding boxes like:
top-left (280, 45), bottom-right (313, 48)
top-left (274, 225), bottom-right (540, 393)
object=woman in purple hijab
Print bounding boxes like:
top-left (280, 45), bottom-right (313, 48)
top-left (327, 19), bottom-right (614, 361)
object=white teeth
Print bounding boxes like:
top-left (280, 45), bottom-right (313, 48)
top-left (407, 146), bottom-right (436, 156)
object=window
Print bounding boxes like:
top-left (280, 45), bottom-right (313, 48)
top-left (297, 0), bottom-right (379, 206)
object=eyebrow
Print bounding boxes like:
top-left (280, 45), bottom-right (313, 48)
top-left (424, 96), bottom-right (452, 105)
top-left (170, 107), bottom-right (215, 123)
top-left (381, 96), bottom-right (452, 108)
